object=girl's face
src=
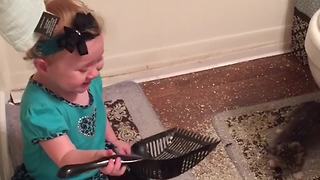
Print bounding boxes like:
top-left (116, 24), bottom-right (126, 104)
top-left (44, 35), bottom-right (104, 94)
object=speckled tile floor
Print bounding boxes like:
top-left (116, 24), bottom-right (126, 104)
top-left (139, 53), bottom-right (320, 179)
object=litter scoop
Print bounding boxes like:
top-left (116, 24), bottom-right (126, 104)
top-left (57, 154), bottom-right (143, 178)
top-left (57, 128), bottom-right (220, 179)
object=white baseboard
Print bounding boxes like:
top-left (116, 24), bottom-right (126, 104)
top-left (11, 25), bottom-right (291, 89)
top-left (104, 49), bottom-right (290, 86)
top-left (101, 26), bottom-right (291, 85)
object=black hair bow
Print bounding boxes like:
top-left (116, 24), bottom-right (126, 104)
top-left (58, 13), bottom-right (99, 56)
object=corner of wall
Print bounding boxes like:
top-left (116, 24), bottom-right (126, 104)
top-left (0, 91), bottom-right (13, 180)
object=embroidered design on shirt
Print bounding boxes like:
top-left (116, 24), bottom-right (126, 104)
top-left (78, 108), bottom-right (97, 136)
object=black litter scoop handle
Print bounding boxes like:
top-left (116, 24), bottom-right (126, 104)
top-left (57, 154), bottom-right (143, 178)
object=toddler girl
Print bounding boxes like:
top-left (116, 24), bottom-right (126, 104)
top-left (15, 0), bottom-right (131, 179)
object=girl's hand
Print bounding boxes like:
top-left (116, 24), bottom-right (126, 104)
top-left (100, 156), bottom-right (126, 176)
top-left (100, 150), bottom-right (126, 176)
top-left (112, 140), bottom-right (131, 155)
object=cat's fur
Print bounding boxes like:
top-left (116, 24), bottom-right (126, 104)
top-left (267, 101), bottom-right (320, 179)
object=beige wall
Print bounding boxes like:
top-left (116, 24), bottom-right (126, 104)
top-left (0, 0), bottom-right (294, 92)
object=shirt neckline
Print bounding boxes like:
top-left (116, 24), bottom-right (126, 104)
top-left (29, 77), bottom-right (94, 108)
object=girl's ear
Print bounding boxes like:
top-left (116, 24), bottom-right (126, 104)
top-left (33, 59), bottom-right (49, 74)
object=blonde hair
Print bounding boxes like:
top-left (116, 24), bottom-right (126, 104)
top-left (25, 0), bottom-right (104, 60)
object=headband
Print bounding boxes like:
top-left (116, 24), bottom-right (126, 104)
top-left (36, 12), bottom-right (99, 56)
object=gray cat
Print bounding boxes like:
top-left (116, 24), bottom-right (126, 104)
top-left (268, 101), bottom-right (320, 179)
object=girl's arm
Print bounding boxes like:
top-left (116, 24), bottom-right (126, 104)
top-left (40, 135), bottom-right (126, 176)
top-left (40, 135), bottom-right (105, 166)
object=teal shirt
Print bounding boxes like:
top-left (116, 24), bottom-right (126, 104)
top-left (20, 76), bottom-right (107, 180)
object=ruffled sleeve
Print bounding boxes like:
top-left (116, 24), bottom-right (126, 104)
top-left (21, 104), bottom-right (69, 144)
